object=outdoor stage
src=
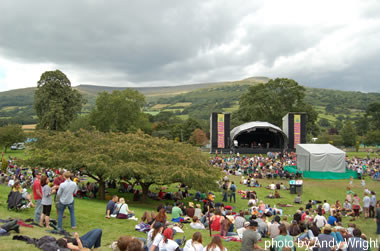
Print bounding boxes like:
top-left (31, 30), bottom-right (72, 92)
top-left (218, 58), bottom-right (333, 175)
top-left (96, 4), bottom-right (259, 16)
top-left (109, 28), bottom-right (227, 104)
top-left (232, 147), bottom-right (284, 154)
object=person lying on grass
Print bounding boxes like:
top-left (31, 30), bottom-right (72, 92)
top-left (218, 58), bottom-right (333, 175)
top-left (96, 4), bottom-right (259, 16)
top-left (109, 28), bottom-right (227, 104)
top-left (56, 228), bottom-right (102, 251)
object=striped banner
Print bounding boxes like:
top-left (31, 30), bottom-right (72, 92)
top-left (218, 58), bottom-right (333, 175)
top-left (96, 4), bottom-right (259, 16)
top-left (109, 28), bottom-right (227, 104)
top-left (217, 114), bottom-right (225, 148)
top-left (294, 114), bottom-right (301, 148)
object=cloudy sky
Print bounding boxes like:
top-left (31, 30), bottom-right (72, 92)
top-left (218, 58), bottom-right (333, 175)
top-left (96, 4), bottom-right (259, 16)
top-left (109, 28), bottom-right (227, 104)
top-left (0, 0), bottom-right (379, 92)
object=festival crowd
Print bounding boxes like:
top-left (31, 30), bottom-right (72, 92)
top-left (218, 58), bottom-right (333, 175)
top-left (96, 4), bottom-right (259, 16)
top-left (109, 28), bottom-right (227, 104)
top-left (0, 151), bottom-right (379, 251)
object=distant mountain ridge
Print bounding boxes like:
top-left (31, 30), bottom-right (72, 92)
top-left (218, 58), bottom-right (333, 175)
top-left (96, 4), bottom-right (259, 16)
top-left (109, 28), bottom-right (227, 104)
top-left (0, 77), bottom-right (379, 125)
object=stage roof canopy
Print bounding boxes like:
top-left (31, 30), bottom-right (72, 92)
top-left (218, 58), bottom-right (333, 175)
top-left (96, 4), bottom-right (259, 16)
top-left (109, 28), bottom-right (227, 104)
top-left (231, 121), bottom-right (284, 140)
top-left (296, 144), bottom-right (346, 173)
top-left (230, 121), bottom-right (286, 141)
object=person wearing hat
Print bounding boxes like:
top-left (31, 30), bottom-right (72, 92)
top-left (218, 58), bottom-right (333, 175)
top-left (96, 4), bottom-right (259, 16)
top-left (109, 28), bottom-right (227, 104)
top-left (194, 204), bottom-right (203, 219)
top-left (147, 222), bottom-right (164, 251)
top-left (187, 202), bottom-right (195, 218)
top-left (57, 171), bottom-right (78, 230)
top-left (241, 220), bottom-right (261, 251)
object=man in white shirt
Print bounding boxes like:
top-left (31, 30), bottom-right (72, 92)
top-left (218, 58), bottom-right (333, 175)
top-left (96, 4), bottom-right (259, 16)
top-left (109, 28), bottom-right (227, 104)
top-left (269, 182), bottom-right (276, 190)
top-left (363, 193), bottom-right (370, 218)
top-left (322, 200), bottom-right (330, 214)
top-left (314, 212), bottom-right (327, 228)
top-left (57, 171), bottom-right (78, 230)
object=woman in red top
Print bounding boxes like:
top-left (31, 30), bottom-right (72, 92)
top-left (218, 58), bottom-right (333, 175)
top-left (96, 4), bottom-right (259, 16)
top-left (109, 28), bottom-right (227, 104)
top-left (210, 208), bottom-right (223, 231)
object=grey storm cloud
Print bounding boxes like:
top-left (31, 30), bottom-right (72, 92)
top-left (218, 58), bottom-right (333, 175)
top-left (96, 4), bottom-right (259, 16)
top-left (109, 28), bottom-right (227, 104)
top-left (0, 0), bottom-right (379, 92)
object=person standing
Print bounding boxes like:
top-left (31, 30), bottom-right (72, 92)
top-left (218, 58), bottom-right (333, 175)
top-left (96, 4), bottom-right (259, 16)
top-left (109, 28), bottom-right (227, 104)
top-left (352, 194), bottom-right (361, 220)
top-left (53, 171), bottom-right (66, 217)
top-left (33, 172), bottom-right (43, 224)
top-left (229, 181), bottom-right (236, 203)
top-left (40, 175), bottom-right (56, 228)
top-left (57, 171), bottom-right (78, 230)
top-left (363, 193), bottom-right (370, 218)
top-left (369, 191), bottom-right (376, 218)
top-left (375, 200), bottom-right (380, 235)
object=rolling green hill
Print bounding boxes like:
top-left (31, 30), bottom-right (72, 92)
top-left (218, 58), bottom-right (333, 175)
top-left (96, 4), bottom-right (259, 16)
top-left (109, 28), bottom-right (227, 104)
top-left (0, 77), bottom-right (379, 129)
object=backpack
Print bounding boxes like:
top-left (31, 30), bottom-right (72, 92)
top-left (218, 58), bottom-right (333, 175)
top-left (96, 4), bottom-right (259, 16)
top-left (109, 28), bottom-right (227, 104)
top-left (230, 185), bottom-right (236, 192)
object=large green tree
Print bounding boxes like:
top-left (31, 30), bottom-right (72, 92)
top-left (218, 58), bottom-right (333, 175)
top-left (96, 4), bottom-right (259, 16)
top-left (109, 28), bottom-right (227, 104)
top-left (364, 130), bottom-right (380, 145)
top-left (0, 124), bottom-right (26, 152)
top-left (89, 89), bottom-right (151, 133)
top-left (25, 130), bottom-right (220, 199)
top-left (34, 70), bottom-right (85, 130)
top-left (233, 78), bottom-right (319, 136)
top-left (340, 121), bottom-right (357, 147)
top-left (366, 102), bottom-right (380, 130)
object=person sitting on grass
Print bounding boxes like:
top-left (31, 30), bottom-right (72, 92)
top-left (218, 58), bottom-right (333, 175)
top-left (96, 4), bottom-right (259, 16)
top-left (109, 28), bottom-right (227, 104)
top-left (184, 232), bottom-right (203, 251)
top-left (106, 195), bottom-right (118, 218)
top-left (274, 224), bottom-right (294, 251)
top-left (274, 190), bottom-right (281, 198)
top-left (210, 208), bottom-right (224, 232)
top-left (190, 216), bottom-right (205, 230)
top-left (146, 222), bottom-right (164, 251)
top-left (56, 229), bottom-right (102, 251)
top-left (158, 228), bottom-right (181, 251)
top-left (205, 236), bottom-right (227, 251)
top-left (154, 208), bottom-right (167, 225)
top-left (294, 194), bottom-right (302, 204)
top-left (141, 211), bottom-right (157, 225)
top-left (11, 180), bottom-right (34, 208)
top-left (171, 201), bottom-right (184, 222)
top-left (116, 197), bottom-right (135, 219)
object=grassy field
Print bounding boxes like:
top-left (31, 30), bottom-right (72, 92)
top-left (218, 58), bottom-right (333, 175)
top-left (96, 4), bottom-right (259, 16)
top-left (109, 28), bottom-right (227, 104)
top-left (2, 149), bottom-right (28, 160)
top-left (0, 173), bottom-right (379, 250)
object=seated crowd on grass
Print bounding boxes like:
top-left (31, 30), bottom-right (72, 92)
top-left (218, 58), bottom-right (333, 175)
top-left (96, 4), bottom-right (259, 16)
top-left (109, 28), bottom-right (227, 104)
top-left (0, 152), bottom-right (379, 251)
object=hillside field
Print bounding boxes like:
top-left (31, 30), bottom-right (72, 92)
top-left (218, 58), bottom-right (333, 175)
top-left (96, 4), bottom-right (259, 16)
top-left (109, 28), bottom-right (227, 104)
top-left (1, 78), bottom-right (379, 130)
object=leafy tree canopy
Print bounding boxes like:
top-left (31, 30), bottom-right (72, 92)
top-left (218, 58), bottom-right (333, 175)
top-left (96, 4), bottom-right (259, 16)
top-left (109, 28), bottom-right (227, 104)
top-left (340, 121), bottom-right (357, 147)
top-left (34, 70), bottom-right (85, 130)
top-left (366, 102), bottom-right (380, 130)
top-left (189, 128), bottom-right (209, 146)
top-left (0, 124), bottom-right (26, 152)
top-left (233, 78), bottom-right (319, 136)
top-left (89, 89), bottom-right (151, 133)
top-left (25, 130), bottom-right (220, 199)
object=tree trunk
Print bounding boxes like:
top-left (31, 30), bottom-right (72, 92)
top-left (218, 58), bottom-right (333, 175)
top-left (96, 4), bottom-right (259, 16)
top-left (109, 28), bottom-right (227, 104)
top-left (98, 180), bottom-right (106, 200)
top-left (140, 183), bottom-right (151, 199)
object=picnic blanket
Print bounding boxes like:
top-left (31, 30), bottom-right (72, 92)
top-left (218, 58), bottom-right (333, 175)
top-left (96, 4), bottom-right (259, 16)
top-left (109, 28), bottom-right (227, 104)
top-left (212, 234), bottom-right (241, 242)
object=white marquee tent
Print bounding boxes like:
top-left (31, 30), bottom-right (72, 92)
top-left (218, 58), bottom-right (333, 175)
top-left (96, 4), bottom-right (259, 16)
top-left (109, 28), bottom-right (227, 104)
top-left (296, 144), bottom-right (346, 173)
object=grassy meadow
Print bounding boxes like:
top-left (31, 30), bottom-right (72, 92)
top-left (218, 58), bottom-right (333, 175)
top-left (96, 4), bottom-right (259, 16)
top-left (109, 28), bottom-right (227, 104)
top-left (0, 173), bottom-right (379, 250)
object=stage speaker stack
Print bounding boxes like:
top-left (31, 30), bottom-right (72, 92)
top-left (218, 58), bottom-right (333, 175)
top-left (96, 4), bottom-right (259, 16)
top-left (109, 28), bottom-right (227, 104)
top-left (282, 112), bottom-right (307, 149)
top-left (210, 113), bottom-right (230, 153)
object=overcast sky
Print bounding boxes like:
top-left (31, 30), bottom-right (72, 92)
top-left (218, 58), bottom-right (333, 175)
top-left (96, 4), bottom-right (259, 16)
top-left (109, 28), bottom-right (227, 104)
top-left (0, 0), bottom-right (379, 92)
